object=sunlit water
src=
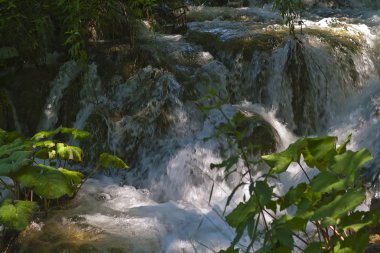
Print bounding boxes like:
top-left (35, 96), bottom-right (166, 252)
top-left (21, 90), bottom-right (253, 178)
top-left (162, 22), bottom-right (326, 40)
top-left (16, 2), bottom-right (380, 252)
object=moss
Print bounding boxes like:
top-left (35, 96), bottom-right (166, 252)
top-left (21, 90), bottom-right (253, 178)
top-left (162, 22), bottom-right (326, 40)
top-left (90, 43), bottom-right (150, 81)
top-left (187, 27), bottom-right (287, 59)
top-left (303, 28), bottom-right (363, 53)
top-left (13, 220), bottom-right (104, 253)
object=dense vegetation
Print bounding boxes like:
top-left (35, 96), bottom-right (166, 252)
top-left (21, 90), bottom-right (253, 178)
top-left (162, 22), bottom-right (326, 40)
top-left (0, 0), bottom-right (187, 68)
top-left (0, 127), bottom-right (127, 240)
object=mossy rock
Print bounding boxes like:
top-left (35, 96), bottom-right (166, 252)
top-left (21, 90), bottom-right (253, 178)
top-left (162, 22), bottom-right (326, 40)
top-left (235, 111), bottom-right (280, 155)
top-left (1, 66), bottom-right (60, 135)
top-left (303, 28), bottom-right (363, 53)
top-left (82, 112), bottom-right (109, 163)
top-left (57, 75), bottom-right (83, 128)
top-left (187, 26), bottom-right (287, 58)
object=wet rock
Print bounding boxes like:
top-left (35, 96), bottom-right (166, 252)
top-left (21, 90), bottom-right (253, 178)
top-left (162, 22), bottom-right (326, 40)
top-left (0, 90), bottom-right (15, 131)
top-left (0, 66), bottom-right (59, 135)
top-left (57, 75), bottom-right (82, 128)
top-left (234, 111), bottom-right (280, 154)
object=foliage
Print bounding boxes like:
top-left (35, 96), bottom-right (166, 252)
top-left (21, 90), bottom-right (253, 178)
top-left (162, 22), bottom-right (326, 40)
top-left (0, 200), bottom-right (38, 231)
top-left (0, 0), bottom-right (161, 67)
top-left (273, 0), bottom-right (304, 37)
top-left (198, 89), bottom-right (377, 252)
top-left (99, 153), bottom-right (129, 169)
top-left (0, 127), bottom-right (128, 231)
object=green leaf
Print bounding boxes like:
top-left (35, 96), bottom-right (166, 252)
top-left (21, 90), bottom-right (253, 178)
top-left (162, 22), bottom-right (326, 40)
top-left (0, 47), bottom-right (19, 59)
top-left (262, 151), bottom-right (292, 174)
top-left (339, 211), bottom-right (379, 232)
top-left (13, 165), bottom-right (75, 199)
top-left (231, 221), bottom-right (247, 247)
top-left (311, 149), bottom-right (372, 193)
top-left (0, 200), bottom-right (38, 231)
top-left (226, 197), bottom-right (258, 228)
top-left (99, 153), bottom-right (128, 169)
top-left (0, 150), bottom-right (32, 176)
top-left (34, 148), bottom-right (56, 160)
top-left (304, 242), bottom-right (323, 253)
top-left (266, 200), bottom-right (277, 213)
top-left (56, 143), bottom-right (83, 163)
top-left (58, 168), bottom-right (84, 186)
top-left (33, 140), bottom-right (56, 149)
top-left (334, 231), bottom-right (369, 253)
top-left (331, 149), bottom-right (372, 179)
top-left (255, 181), bottom-right (272, 206)
top-left (0, 138), bottom-right (26, 158)
top-left (262, 138), bottom-right (306, 174)
top-left (219, 246), bottom-right (239, 253)
top-left (224, 182), bottom-right (246, 213)
top-left (312, 188), bottom-right (365, 220)
top-left (310, 171), bottom-right (342, 193)
top-left (336, 134), bottom-right (351, 154)
top-left (302, 136), bottom-right (337, 170)
top-left (60, 127), bottom-right (91, 140)
top-left (283, 216), bottom-right (308, 231)
top-left (275, 227), bottom-right (294, 249)
top-left (31, 128), bottom-right (61, 141)
top-left (280, 183), bottom-right (308, 210)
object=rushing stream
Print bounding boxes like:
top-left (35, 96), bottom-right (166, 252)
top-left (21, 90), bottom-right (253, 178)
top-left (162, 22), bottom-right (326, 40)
top-left (10, 1), bottom-right (380, 252)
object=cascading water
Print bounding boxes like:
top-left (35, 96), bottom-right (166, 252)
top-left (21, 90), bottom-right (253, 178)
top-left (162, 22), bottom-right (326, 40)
top-left (14, 2), bottom-right (380, 253)
top-left (38, 61), bottom-right (80, 131)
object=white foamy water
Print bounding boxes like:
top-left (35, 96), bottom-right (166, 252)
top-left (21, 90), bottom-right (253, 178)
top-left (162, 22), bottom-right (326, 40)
top-left (38, 61), bottom-right (80, 131)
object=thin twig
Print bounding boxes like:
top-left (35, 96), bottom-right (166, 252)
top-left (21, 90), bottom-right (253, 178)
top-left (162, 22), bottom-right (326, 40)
top-left (297, 162), bottom-right (311, 182)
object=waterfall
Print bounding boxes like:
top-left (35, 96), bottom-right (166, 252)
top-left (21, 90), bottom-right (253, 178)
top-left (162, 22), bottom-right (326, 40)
top-left (37, 61), bottom-right (80, 131)
top-left (15, 3), bottom-right (380, 253)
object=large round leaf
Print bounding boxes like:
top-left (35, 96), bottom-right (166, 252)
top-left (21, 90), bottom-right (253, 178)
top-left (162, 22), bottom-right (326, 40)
top-left (0, 138), bottom-right (27, 158)
top-left (60, 127), bottom-right (91, 140)
top-left (99, 153), bottom-right (128, 169)
top-left (56, 143), bottom-right (83, 163)
top-left (31, 128), bottom-right (61, 141)
top-left (0, 150), bottom-right (32, 176)
top-left (13, 165), bottom-right (75, 199)
top-left (0, 199), bottom-right (38, 231)
top-left (58, 168), bottom-right (84, 186)
top-left (31, 127), bottom-right (91, 141)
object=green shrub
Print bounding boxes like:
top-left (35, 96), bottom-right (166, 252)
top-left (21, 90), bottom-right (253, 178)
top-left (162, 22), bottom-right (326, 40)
top-left (0, 127), bottom-right (128, 231)
top-left (198, 88), bottom-right (378, 252)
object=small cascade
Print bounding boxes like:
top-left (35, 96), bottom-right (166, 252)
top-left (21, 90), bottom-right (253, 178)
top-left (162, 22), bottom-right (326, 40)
top-left (328, 82), bottom-right (380, 183)
top-left (72, 63), bottom-right (102, 130)
top-left (187, 13), bottom-right (378, 134)
top-left (12, 3), bottom-right (380, 253)
top-left (38, 61), bottom-right (80, 131)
